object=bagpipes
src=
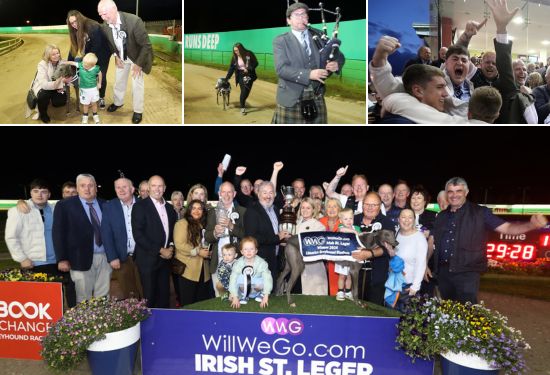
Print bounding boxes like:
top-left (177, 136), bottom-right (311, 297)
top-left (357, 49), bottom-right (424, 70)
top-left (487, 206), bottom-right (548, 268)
top-left (307, 2), bottom-right (343, 72)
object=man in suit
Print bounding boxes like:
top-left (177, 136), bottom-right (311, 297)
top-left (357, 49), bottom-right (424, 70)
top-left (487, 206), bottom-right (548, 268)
top-left (97, 0), bottom-right (153, 124)
top-left (205, 182), bottom-right (246, 296)
top-left (244, 181), bottom-right (291, 283)
top-left (271, 2), bottom-right (344, 124)
top-left (53, 174), bottom-right (111, 303)
top-left (131, 175), bottom-right (177, 308)
top-left (101, 177), bottom-right (143, 300)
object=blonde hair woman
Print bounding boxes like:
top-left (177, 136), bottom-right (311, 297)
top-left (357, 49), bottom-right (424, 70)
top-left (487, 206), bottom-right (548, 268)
top-left (29, 44), bottom-right (72, 123)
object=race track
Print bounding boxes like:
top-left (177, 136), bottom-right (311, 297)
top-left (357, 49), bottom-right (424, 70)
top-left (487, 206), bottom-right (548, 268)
top-left (0, 34), bottom-right (181, 124)
top-left (184, 63), bottom-right (366, 124)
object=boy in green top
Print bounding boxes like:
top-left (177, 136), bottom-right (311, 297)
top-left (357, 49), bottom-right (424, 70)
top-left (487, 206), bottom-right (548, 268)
top-left (63, 53), bottom-right (102, 124)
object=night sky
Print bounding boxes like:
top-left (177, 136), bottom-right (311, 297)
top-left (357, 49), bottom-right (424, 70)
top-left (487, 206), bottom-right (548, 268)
top-left (1, 127), bottom-right (549, 205)
top-left (0, 0), bottom-right (181, 27)
top-left (184, 1), bottom-right (366, 33)
top-left (368, 0), bottom-right (430, 76)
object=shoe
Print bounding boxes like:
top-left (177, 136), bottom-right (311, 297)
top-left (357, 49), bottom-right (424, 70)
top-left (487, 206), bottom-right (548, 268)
top-left (93, 114), bottom-right (100, 124)
top-left (254, 293), bottom-right (264, 303)
top-left (221, 292), bottom-right (229, 302)
top-left (82, 115), bottom-right (88, 124)
top-left (345, 291), bottom-right (353, 301)
top-left (336, 291), bottom-right (345, 301)
top-left (241, 108), bottom-right (247, 115)
top-left (99, 98), bottom-right (106, 109)
top-left (239, 297), bottom-right (248, 305)
top-left (39, 114), bottom-right (50, 124)
top-left (107, 103), bottom-right (123, 112)
top-left (132, 112), bottom-right (142, 124)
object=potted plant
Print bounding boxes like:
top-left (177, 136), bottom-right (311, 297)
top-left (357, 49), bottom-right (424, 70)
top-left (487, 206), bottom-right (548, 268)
top-left (41, 296), bottom-right (151, 374)
top-left (396, 296), bottom-right (529, 374)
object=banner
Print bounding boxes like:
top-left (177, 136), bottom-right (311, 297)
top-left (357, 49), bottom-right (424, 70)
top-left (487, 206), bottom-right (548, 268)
top-left (299, 231), bottom-right (362, 262)
top-left (0, 281), bottom-right (63, 360)
top-left (141, 309), bottom-right (433, 375)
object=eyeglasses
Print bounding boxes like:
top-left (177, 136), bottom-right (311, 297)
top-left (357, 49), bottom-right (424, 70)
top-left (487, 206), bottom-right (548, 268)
top-left (364, 203), bottom-right (379, 208)
top-left (291, 12), bottom-right (309, 18)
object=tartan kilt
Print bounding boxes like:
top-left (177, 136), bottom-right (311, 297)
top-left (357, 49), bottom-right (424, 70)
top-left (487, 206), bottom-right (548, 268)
top-left (271, 95), bottom-right (328, 124)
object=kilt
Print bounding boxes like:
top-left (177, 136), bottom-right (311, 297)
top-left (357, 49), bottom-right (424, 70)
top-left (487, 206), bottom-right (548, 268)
top-left (271, 95), bottom-right (328, 124)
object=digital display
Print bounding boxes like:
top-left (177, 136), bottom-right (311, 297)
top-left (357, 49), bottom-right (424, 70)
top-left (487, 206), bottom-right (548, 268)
top-left (486, 243), bottom-right (537, 261)
top-left (540, 234), bottom-right (550, 247)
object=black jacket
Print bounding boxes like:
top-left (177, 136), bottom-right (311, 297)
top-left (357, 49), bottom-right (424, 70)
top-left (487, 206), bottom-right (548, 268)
top-left (433, 201), bottom-right (487, 274)
top-left (226, 52), bottom-right (258, 87)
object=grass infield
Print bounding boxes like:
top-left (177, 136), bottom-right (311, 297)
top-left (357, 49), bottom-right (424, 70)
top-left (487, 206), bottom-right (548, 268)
top-left (184, 295), bottom-right (401, 317)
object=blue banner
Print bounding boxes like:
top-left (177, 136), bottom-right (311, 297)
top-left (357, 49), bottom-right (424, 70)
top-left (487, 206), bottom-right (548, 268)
top-left (141, 309), bottom-right (433, 375)
top-left (299, 231), bottom-right (362, 262)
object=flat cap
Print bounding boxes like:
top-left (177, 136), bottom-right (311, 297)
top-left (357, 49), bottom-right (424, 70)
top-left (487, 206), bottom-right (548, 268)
top-left (286, 2), bottom-right (309, 18)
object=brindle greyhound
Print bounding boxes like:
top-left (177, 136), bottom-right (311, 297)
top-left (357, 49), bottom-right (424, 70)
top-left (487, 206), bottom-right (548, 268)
top-left (276, 230), bottom-right (398, 306)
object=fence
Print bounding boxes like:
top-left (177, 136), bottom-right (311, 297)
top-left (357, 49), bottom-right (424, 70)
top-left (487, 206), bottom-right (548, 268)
top-left (184, 49), bottom-right (365, 86)
top-left (145, 20), bottom-right (182, 42)
top-left (0, 37), bottom-right (23, 56)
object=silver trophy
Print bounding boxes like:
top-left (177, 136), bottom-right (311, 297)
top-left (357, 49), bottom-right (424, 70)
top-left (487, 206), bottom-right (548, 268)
top-left (279, 185), bottom-right (297, 235)
top-left (215, 201), bottom-right (229, 237)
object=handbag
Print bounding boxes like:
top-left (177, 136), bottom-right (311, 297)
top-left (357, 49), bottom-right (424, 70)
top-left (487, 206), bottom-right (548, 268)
top-left (171, 257), bottom-right (186, 275)
top-left (26, 71), bottom-right (38, 110)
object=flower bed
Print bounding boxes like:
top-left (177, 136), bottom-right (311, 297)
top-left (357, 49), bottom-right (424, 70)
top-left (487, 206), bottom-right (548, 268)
top-left (396, 296), bottom-right (529, 374)
top-left (487, 258), bottom-right (550, 276)
top-left (0, 268), bottom-right (61, 282)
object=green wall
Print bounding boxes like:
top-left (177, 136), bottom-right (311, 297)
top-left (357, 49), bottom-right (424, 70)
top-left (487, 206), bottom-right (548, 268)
top-left (184, 20), bottom-right (366, 86)
top-left (0, 26), bottom-right (182, 54)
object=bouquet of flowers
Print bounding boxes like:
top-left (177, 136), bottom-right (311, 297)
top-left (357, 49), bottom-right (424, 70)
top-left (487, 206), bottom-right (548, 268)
top-left (41, 297), bottom-right (151, 371)
top-left (396, 296), bottom-right (529, 374)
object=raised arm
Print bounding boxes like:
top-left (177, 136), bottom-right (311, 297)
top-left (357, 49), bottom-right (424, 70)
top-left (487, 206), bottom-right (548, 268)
top-left (326, 165), bottom-right (348, 199)
top-left (270, 161), bottom-right (284, 192)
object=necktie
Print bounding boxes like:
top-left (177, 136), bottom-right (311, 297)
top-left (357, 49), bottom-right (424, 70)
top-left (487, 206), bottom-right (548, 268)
top-left (454, 84), bottom-right (463, 99)
top-left (301, 31), bottom-right (311, 56)
top-left (39, 208), bottom-right (45, 222)
top-left (87, 202), bottom-right (103, 247)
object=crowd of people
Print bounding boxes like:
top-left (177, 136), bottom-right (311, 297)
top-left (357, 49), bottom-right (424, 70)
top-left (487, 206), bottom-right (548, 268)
top-left (27, 0), bottom-right (153, 124)
top-left (5, 161), bottom-right (547, 312)
top-left (369, 0), bottom-right (550, 124)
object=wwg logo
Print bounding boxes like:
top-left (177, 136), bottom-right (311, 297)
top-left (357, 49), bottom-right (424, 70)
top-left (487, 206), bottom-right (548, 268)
top-left (303, 236), bottom-right (326, 246)
top-left (260, 317), bottom-right (304, 336)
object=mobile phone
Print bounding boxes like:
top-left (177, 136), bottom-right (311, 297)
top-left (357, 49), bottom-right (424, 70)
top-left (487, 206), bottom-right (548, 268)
top-left (221, 154), bottom-right (231, 171)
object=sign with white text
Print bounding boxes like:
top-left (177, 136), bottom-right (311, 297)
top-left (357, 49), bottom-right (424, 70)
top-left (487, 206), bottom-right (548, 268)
top-left (141, 309), bottom-right (433, 375)
top-left (299, 231), bottom-right (362, 262)
top-left (0, 281), bottom-right (63, 360)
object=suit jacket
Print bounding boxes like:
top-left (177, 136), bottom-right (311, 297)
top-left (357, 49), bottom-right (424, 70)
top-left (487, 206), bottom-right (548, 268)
top-left (100, 11), bottom-right (153, 74)
top-left (243, 202), bottom-right (281, 260)
top-left (52, 196), bottom-right (106, 271)
top-left (131, 197), bottom-right (177, 270)
top-left (204, 204), bottom-right (247, 274)
top-left (493, 39), bottom-right (535, 124)
top-left (273, 30), bottom-right (322, 107)
top-left (101, 198), bottom-right (133, 263)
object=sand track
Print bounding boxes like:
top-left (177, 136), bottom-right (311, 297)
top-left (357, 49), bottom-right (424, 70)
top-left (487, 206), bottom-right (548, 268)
top-left (0, 34), bottom-right (181, 125)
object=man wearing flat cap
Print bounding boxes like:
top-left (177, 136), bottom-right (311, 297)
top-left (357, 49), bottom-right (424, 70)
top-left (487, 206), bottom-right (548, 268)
top-left (272, 2), bottom-right (344, 124)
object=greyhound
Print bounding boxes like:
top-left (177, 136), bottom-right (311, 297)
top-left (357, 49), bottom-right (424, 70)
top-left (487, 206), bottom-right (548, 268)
top-left (276, 230), bottom-right (399, 306)
top-left (52, 64), bottom-right (79, 115)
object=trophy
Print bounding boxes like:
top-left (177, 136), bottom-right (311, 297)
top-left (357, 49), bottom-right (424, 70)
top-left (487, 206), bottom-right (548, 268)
top-left (279, 185), bottom-right (297, 235)
top-left (215, 201), bottom-right (229, 237)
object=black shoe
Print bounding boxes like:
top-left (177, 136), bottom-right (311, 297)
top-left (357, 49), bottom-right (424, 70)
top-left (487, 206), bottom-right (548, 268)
top-left (40, 114), bottom-right (51, 124)
top-left (132, 112), bottom-right (142, 124)
top-left (107, 103), bottom-right (123, 112)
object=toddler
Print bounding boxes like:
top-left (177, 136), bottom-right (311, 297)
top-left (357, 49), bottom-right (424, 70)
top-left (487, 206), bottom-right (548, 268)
top-left (336, 208), bottom-right (361, 301)
top-left (216, 244), bottom-right (237, 301)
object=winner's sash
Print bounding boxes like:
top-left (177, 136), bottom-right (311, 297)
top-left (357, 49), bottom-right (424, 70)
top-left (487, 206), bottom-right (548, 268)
top-left (298, 231), bottom-right (362, 262)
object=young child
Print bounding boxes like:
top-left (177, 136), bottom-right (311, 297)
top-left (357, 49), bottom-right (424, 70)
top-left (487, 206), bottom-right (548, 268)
top-left (336, 208), bottom-right (362, 301)
top-left (63, 52), bottom-right (102, 124)
top-left (229, 236), bottom-right (272, 309)
top-left (216, 243), bottom-right (238, 301)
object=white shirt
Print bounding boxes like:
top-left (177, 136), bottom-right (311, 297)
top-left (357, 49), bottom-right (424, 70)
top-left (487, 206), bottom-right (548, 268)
top-left (395, 231), bottom-right (428, 292)
top-left (108, 12), bottom-right (126, 61)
